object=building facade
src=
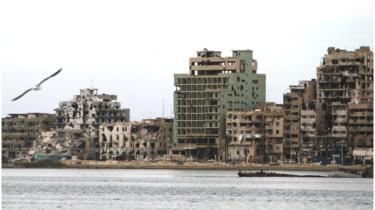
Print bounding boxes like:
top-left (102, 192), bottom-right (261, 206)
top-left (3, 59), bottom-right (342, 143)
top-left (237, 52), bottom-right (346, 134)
top-left (316, 47), bottom-right (373, 160)
top-left (283, 80), bottom-right (316, 162)
top-left (99, 118), bottom-right (173, 160)
top-left (173, 49), bottom-right (266, 160)
top-left (348, 103), bottom-right (373, 149)
top-left (262, 103), bottom-right (284, 163)
top-left (2, 113), bottom-right (56, 162)
top-left (226, 110), bottom-right (265, 162)
top-left (55, 89), bottom-right (130, 159)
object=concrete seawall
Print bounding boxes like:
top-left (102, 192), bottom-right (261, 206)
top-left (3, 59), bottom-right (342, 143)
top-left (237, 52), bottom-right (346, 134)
top-left (60, 160), bottom-right (368, 171)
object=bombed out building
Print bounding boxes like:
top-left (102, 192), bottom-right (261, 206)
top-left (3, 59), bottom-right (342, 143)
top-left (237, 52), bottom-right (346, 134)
top-left (262, 103), bottom-right (284, 163)
top-left (226, 110), bottom-right (265, 162)
top-left (283, 80), bottom-right (317, 162)
top-left (99, 118), bottom-right (173, 160)
top-left (55, 89), bottom-right (130, 160)
top-left (173, 48), bottom-right (266, 160)
top-left (225, 102), bottom-right (283, 163)
top-left (2, 113), bottom-right (56, 162)
top-left (316, 47), bottom-right (373, 162)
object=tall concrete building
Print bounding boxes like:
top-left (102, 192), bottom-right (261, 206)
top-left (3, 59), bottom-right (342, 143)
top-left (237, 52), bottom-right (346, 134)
top-left (283, 80), bottom-right (316, 162)
top-left (173, 49), bottom-right (265, 159)
top-left (55, 89), bottom-right (130, 159)
top-left (261, 102), bottom-right (284, 163)
top-left (316, 47), bottom-right (373, 159)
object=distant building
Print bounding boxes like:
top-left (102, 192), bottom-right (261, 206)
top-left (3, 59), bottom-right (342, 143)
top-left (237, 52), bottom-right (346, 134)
top-left (226, 110), bottom-right (265, 162)
top-left (225, 102), bottom-right (283, 163)
top-left (2, 113), bottom-right (56, 162)
top-left (55, 89), bottom-right (130, 159)
top-left (261, 103), bottom-right (284, 163)
top-left (316, 47), bottom-right (373, 160)
top-left (173, 48), bottom-right (266, 160)
top-left (283, 80), bottom-right (316, 162)
top-left (99, 118), bottom-right (173, 160)
top-left (348, 104), bottom-right (373, 149)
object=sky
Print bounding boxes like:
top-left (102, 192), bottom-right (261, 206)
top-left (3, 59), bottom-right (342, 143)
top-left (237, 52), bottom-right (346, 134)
top-left (1, 0), bottom-right (373, 120)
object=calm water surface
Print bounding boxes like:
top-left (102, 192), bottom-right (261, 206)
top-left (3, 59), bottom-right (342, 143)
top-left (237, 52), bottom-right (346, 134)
top-left (2, 169), bottom-right (373, 210)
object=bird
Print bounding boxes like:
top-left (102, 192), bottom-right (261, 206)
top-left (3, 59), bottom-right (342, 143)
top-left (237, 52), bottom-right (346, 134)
top-left (12, 68), bottom-right (62, 101)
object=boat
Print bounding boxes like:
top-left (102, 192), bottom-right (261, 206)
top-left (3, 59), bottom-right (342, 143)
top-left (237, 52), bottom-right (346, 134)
top-left (237, 170), bottom-right (325, 177)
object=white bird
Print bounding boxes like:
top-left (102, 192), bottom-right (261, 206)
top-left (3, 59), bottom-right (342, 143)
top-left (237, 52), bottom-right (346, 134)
top-left (12, 68), bottom-right (62, 101)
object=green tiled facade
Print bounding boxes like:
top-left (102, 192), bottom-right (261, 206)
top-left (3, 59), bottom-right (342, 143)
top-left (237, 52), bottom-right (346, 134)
top-left (173, 49), bottom-right (265, 159)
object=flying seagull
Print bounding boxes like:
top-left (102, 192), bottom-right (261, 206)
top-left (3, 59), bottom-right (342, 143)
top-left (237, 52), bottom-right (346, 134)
top-left (12, 68), bottom-right (62, 101)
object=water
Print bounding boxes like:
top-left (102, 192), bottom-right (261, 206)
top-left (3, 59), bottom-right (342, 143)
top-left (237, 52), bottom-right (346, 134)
top-left (2, 169), bottom-right (373, 210)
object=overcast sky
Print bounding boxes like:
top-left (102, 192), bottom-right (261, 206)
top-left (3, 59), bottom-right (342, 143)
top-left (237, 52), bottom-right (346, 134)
top-left (1, 0), bottom-right (373, 120)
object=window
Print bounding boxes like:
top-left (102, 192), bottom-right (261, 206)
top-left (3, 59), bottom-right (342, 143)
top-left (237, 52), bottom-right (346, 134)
top-left (240, 61), bottom-right (245, 72)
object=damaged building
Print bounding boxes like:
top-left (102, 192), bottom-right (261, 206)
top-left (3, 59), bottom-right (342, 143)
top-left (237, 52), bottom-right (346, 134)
top-left (283, 80), bottom-right (317, 162)
top-left (226, 110), bottom-right (265, 162)
top-left (225, 102), bottom-right (283, 163)
top-left (173, 48), bottom-right (266, 160)
top-left (348, 103), bottom-right (373, 156)
top-left (2, 113), bottom-right (56, 162)
top-left (55, 89), bottom-right (130, 160)
top-left (316, 46), bottom-right (373, 161)
top-left (99, 118), bottom-right (173, 160)
top-left (261, 103), bottom-right (284, 163)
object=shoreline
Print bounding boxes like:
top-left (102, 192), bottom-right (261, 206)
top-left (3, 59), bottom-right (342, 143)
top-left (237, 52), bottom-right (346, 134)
top-left (4, 160), bottom-right (369, 172)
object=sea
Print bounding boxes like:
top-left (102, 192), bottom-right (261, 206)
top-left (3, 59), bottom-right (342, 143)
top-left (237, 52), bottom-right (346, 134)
top-left (2, 169), bottom-right (373, 210)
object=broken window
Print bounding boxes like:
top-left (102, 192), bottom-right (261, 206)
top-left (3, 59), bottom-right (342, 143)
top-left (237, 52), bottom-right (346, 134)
top-left (240, 61), bottom-right (245, 73)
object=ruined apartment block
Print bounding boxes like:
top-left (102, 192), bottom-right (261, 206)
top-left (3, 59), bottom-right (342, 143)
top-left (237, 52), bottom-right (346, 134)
top-left (300, 109), bottom-right (318, 162)
top-left (225, 103), bottom-right (283, 163)
top-left (317, 47), bottom-right (373, 159)
top-left (226, 110), bottom-right (265, 162)
top-left (348, 104), bottom-right (373, 149)
top-left (261, 102), bottom-right (284, 163)
top-left (173, 48), bottom-right (265, 160)
top-left (99, 118), bottom-right (173, 160)
top-left (2, 113), bottom-right (56, 162)
top-left (283, 80), bottom-right (316, 162)
top-left (55, 89), bottom-right (130, 160)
